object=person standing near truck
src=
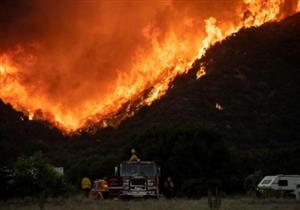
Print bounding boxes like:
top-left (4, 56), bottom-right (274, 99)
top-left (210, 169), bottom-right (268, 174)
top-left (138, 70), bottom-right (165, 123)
top-left (164, 176), bottom-right (175, 198)
top-left (81, 177), bottom-right (92, 197)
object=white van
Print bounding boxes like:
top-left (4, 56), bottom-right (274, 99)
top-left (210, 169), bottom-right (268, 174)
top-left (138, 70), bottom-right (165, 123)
top-left (257, 175), bottom-right (300, 198)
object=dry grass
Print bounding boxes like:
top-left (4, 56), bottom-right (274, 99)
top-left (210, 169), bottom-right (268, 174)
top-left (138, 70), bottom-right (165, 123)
top-left (0, 197), bottom-right (299, 210)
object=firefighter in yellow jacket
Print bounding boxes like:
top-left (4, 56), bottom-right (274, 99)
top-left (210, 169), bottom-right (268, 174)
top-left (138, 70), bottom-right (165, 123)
top-left (81, 177), bottom-right (92, 197)
top-left (129, 149), bottom-right (140, 161)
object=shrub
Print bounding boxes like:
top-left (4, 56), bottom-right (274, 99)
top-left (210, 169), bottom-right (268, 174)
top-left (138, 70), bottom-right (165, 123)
top-left (12, 152), bottom-right (73, 209)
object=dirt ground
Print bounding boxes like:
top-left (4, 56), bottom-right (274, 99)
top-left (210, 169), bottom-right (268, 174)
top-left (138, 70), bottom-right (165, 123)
top-left (0, 197), bottom-right (300, 210)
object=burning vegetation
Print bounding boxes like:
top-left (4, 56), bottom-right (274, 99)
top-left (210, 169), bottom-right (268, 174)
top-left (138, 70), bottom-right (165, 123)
top-left (0, 0), bottom-right (299, 133)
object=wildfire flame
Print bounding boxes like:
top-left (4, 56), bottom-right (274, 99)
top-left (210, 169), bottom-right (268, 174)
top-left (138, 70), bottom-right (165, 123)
top-left (0, 0), bottom-right (298, 133)
top-left (196, 65), bottom-right (206, 80)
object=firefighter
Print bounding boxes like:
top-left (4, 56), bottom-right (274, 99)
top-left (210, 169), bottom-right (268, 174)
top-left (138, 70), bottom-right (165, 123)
top-left (164, 176), bottom-right (175, 198)
top-left (81, 177), bottom-right (92, 197)
top-left (100, 177), bottom-right (109, 199)
top-left (129, 149), bottom-right (140, 161)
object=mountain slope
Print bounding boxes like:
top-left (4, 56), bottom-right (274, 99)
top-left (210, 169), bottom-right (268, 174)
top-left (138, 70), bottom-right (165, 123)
top-left (0, 100), bottom-right (98, 166)
top-left (2, 13), bottom-right (300, 156)
top-left (109, 13), bottom-right (300, 149)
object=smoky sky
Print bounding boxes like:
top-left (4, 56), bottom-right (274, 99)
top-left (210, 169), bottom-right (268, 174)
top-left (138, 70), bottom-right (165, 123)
top-left (0, 0), bottom-right (297, 114)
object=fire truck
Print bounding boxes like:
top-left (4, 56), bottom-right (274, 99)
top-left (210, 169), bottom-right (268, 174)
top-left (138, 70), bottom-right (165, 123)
top-left (107, 161), bottom-right (160, 198)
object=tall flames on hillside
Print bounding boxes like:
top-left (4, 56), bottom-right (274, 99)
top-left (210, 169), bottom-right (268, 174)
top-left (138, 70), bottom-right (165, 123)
top-left (0, 0), bottom-right (299, 133)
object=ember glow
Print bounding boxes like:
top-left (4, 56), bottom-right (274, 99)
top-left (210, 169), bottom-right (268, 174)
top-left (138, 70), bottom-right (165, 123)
top-left (0, 0), bottom-right (298, 133)
top-left (216, 103), bottom-right (224, 111)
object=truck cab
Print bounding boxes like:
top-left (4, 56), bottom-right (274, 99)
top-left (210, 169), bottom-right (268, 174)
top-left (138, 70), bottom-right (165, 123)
top-left (108, 161), bottom-right (160, 198)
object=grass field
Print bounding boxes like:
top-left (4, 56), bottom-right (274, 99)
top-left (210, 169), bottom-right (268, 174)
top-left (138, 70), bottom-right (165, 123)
top-left (1, 197), bottom-right (300, 210)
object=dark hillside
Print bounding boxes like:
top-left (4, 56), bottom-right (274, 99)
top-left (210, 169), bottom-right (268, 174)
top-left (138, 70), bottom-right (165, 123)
top-left (113, 13), bottom-right (300, 149)
top-left (0, 100), bottom-right (98, 166)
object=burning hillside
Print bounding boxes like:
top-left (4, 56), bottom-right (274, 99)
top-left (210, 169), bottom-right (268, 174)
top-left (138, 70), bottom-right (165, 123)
top-left (0, 0), bottom-right (299, 133)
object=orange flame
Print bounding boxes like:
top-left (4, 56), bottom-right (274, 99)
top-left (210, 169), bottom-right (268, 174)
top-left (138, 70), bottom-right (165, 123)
top-left (195, 0), bottom-right (286, 78)
top-left (242, 0), bottom-right (283, 27)
top-left (197, 17), bottom-right (223, 59)
top-left (0, 0), bottom-right (296, 133)
top-left (196, 66), bottom-right (206, 80)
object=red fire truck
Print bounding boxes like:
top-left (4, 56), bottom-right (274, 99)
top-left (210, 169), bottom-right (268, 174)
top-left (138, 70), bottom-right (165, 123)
top-left (107, 161), bottom-right (160, 198)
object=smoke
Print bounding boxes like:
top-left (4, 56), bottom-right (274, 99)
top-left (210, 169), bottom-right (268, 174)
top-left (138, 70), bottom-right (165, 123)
top-left (0, 0), bottom-right (298, 130)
